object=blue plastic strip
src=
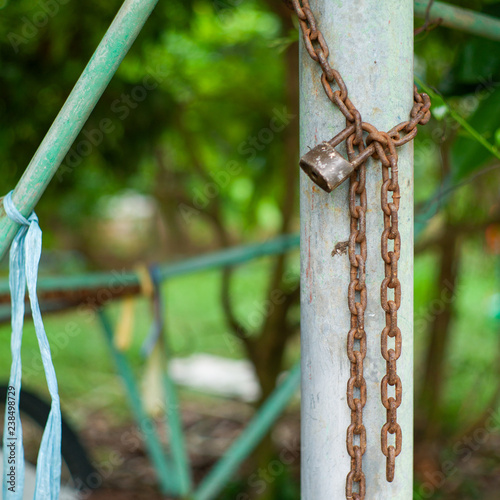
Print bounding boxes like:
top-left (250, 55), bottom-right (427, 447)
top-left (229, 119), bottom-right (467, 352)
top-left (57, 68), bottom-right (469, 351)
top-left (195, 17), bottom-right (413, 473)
top-left (2, 191), bottom-right (61, 500)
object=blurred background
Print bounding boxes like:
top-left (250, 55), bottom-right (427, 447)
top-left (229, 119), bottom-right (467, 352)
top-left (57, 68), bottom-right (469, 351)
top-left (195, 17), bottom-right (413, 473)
top-left (0, 0), bottom-right (500, 499)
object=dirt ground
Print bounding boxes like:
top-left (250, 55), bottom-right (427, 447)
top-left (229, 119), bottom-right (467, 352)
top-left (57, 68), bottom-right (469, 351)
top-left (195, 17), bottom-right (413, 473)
top-left (78, 399), bottom-right (500, 499)
top-left (79, 399), bottom-right (300, 499)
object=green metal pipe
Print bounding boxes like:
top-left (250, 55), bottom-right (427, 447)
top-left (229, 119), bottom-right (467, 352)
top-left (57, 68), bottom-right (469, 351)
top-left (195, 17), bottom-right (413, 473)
top-left (163, 369), bottom-right (192, 495)
top-left (157, 233), bottom-right (300, 281)
top-left (193, 362), bottom-right (300, 500)
top-left (0, 0), bottom-right (159, 261)
top-left (98, 310), bottom-right (180, 496)
top-left (0, 234), bottom-right (300, 296)
top-left (415, 1), bottom-right (500, 41)
top-left (153, 274), bottom-right (193, 496)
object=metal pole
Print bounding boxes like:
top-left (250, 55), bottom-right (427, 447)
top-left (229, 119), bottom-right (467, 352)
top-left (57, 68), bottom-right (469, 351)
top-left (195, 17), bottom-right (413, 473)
top-left (415, 0), bottom-right (500, 41)
top-left (0, 0), bottom-right (159, 260)
top-left (300, 1), bottom-right (413, 498)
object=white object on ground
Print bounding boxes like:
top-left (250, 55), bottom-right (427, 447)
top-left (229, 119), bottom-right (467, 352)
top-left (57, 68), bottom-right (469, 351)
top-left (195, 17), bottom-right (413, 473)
top-left (169, 354), bottom-right (261, 402)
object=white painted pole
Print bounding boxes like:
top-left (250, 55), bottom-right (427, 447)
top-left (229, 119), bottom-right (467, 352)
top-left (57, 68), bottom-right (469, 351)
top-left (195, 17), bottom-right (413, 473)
top-left (300, 1), bottom-right (414, 499)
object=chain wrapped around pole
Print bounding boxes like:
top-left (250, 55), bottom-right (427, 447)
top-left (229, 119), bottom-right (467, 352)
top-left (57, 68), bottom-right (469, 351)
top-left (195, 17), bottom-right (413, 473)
top-left (285, 0), bottom-right (431, 496)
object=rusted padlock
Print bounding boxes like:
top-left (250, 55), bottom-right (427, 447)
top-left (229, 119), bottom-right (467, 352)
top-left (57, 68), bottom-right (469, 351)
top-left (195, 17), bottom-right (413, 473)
top-left (300, 142), bottom-right (354, 193)
top-left (300, 128), bottom-right (372, 193)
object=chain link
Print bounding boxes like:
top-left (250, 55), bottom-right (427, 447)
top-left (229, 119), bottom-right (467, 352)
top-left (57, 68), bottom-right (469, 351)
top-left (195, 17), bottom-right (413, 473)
top-left (284, 0), bottom-right (431, 495)
top-left (346, 132), bottom-right (368, 500)
top-left (370, 131), bottom-right (403, 482)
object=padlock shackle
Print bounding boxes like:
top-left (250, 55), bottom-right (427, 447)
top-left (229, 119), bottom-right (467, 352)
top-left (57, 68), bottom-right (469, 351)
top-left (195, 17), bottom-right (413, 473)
top-left (351, 145), bottom-right (376, 168)
top-left (327, 125), bottom-right (355, 148)
top-left (326, 125), bottom-right (377, 169)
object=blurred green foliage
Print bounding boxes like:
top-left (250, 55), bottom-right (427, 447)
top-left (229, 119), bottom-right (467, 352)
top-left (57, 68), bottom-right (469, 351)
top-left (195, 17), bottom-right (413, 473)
top-left (0, 0), bottom-right (293, 247)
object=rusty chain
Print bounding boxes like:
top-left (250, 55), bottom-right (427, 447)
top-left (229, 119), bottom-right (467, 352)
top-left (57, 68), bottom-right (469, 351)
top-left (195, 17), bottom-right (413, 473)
top-left (284, 0), bottom-right (431, 496)
top-left (372, 130), bottom-right (403, 483)
top-left (345, 133), bottom-right (368, 500)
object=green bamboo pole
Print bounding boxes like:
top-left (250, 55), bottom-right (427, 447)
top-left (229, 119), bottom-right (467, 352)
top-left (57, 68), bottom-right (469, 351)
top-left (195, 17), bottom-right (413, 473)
top-left (0, 0), bottom-right (159, 261)
top-left (415, 1), bottom-right (500, 41)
